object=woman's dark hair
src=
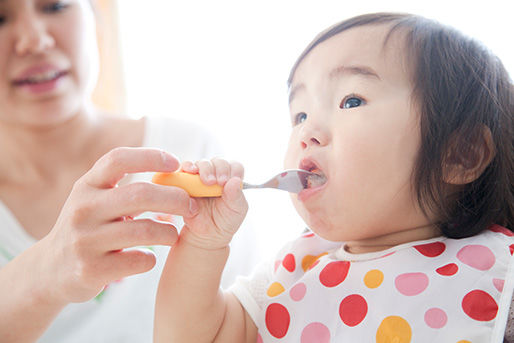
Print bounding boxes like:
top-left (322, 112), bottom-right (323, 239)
top-left (288, 13), bottom-right (514, 238)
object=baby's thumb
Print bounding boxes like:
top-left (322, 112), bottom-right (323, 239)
top-left (223, 177), bottom-right (248, 215)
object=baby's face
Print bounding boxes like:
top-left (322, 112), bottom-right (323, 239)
top-left (285, 24), bottom-right (433, 242)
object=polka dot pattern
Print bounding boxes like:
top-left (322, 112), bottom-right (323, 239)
top-left (253, 227), bottom-right (513, 342)
top-left (436, 263), bottom-right (459, 276)
top-left (289, 283), bottom-right (307, 302)
top-left (300, 322), bottom-right (330, 343)
top-left (319, 261), bottom-right (350, 287)
top-left (461, 290), bottom-right (498, 321)
top-left (282, 253), bottom-right (296, 272)
top-left (424, 308), bottom-right (447, 328)
top-left (414, 242), bottom-right (446, 257)
top-left (265, 303), bottom-right (290, 338)
top-left (395, 272), bottom-right (429, 296)
top-left (364, 269), bottom-right (384, 288)
top-left (376, 316), bottom-right (412, 343)
top-left (457, 245), bottom-right (495, 270)
top-left (339, 294), bottom-right (368, 327)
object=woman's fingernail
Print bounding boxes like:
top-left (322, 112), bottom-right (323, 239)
top-left (189, 198), bottom-right (198, 215)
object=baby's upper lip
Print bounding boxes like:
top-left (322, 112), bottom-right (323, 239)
top-left (299, 157), bottom-right (325, 176)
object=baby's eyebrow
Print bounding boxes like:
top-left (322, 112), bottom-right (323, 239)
top-left (329, 65), bottom-right (382, 81)
top-left (289, 65), bottom-right (381, 104)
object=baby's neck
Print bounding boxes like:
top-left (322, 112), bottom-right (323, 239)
top-left (343, 225), bottom-right (442, 254)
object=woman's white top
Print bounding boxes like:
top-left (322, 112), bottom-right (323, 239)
top-left (0, 116), bottom-right (262, 343)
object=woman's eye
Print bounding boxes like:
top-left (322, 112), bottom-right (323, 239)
top-left (293, 112), bottom-right (307, 125)
top-left (43, 1), bottom-right (69, 13)
top-left (340, 95), bottom-right (365, 109)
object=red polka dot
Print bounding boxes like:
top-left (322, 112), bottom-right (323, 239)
top-left (510, 244), bottom-right (514, 256)
top-left (436, 263), bottom-right (459, 276)
top-left (319, 261), bottom-right (350, 287)
top-left (489, 224), bottom-right (514, 236)
top-left (462, 290), bottom-right (498, 321)
top-left (339, 294), bottom-right (368, 327)
top-left (414, 242), bottom-right (446, 257)
top-left (282, 254), bottom-right (296, 272)
top-left (265, 303), bottom-right (290, 338)
top-left (302, 232), bottom-right (315, 238)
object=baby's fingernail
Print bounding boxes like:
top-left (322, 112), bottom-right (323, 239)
top-left (218, 175), bottom-right (228, 184)
top-left (207, 175), bottom-right (216, 183)
top-left (189, 198), bottom-right (198, 215)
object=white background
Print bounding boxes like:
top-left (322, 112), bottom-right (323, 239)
top-left (116, 0), bottom-right (514, 259)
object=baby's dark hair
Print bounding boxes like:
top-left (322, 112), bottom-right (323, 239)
top-left (287, 13), bottom-right (514, 238)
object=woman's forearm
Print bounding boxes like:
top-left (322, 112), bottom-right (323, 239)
top-left (0, 239), bottom-right (67, 343)
top-left (154, 228), bottom-right (230, 343)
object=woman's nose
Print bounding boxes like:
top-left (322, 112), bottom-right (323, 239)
top-left (299, 120), bottom-right (330, 149)
top-left (14, 13), bottom-right (55, 56)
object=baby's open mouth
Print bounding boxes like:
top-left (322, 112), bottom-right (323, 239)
top-left (299, 158), bottom-right (327, 189)
top-left (304, 168), bottom-right (327, 189)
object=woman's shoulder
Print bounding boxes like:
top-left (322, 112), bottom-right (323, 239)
top-left (141, 116), bottom-right (223, 160)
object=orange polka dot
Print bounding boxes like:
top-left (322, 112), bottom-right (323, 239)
top-left (457, 341), bottom-right (471, 343)
top-left (376, 316), bottom-right (412, 343)
top-left (301, 252), bottom-right (328, 272)
top-left (364, 269), bottom-right (384, 288)
top-left (267, 282), bottom-right (285, 297)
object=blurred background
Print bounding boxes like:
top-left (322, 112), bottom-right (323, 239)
top-left (93, 0), bottom-right (514, 259)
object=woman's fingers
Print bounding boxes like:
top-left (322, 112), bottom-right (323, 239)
top-left (84, 147), bottom-right (180, 189)
top-left (94, 219), bottom-right (178, 251)
top-left (95, 182), bottom-right (196, 220)
top-left (101, 249), bottom-right (159, 281)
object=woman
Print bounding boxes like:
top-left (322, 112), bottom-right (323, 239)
top-left (0, 1), bottom-right (258, 341)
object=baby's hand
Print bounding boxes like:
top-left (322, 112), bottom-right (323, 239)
top-left (179, 158), bottom-right (248, 250)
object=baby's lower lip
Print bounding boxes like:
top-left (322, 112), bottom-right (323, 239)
top-left (298, 181), bottom-right (326, 202)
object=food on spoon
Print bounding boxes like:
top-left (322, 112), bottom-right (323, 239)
top-left (152, 172), bottom-right (223, 197)
top-left (305, 168), bottom-right (327, 188)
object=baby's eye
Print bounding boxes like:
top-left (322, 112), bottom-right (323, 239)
top-left (340, 95), bottom-right (365, 109)
top-left (292, 112), bottom-right (307, 126)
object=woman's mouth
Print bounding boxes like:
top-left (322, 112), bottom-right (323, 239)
top-left (13, 70), bottom-right (68, 86)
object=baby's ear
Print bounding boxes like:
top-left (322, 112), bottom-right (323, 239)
top-left (443, 125), bottom-right (495, 185)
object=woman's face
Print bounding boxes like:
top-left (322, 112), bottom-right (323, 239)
top-left (0, 0), bottom-right (98, 127)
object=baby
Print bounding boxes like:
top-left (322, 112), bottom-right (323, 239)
top-left (154, 13), bottom-right (514, 342)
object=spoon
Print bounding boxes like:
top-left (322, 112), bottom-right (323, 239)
top-left (152, 169), bottom-right (326, 197)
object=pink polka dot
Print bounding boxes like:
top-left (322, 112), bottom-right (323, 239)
top-left (436, 263), bottom-right (459, 276)
top-left (424, 308), bottom-right (447, 328)
top-left (339, 294), bottom-right (368, 327)
top-left (457, 245), bottom-right (495, 271)
top-left (256, 333), bottom-right (263, 343)
top-left (462, 290), bottom-right (498, 321)
top-left (282, 254), bottom-right (296, 272)
top-left (319, 261), bottom-right (350, 287)
top-left (489, 224), bottom-right (514, 236)
top-left (290, 283), bottom-right (307, 301)
top-left (265, 303), bottom-right (290, 338)
top-left (274, 260), bottom-right (281, 272)
top-left (493, 278), bottom-right (505, 292)
top-left (414, 242), bottom-right (446, 257)
top-left (300, 322), bottom-right (331, 343)
top-left (395, 272), bottom-right (429, 296)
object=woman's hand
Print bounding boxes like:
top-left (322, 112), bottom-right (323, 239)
top-left (38, 147), bottom-right (197, 304)
top-left (178, 158), bottom-right (248, 250)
